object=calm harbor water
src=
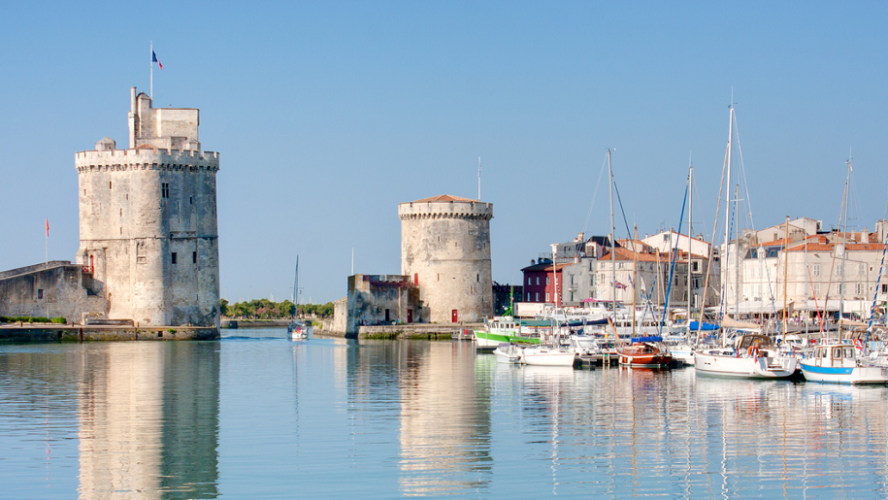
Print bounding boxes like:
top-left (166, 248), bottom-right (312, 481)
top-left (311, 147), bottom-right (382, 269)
top-left (2, 330), bottom-right (888, 499)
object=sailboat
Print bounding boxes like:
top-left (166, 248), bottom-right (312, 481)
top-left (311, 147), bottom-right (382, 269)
top-left (599, 149), bottom-right (672, 368)
top-left (693, 105), bottom-right (797, 379)
top-left (799, 162), bottom-right (887, 384)
top-left (288, 256), bottom-right (309, 341)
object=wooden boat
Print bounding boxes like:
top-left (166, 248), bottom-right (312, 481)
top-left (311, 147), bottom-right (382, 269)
top-left (617, 336), bottom-right (672, 367)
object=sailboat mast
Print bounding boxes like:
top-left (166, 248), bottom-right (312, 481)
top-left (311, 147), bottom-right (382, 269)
top-left (294, 256), bottom-right (299, 321)
top-left (687, 162), bottom-right (693, 329)
top-left (839, 161), bottom-right (852, 338)
top-left (608, 149), bottom-right (616, 312)
top-left (724, 106), bottom-right (734, 322)
top-left (782, 215), bottom-right (790, 343)
top-left (633, 225), bottom-right (638, 337)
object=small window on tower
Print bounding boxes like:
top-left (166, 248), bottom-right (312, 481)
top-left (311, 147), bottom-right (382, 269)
top-left (192, 251), bottom-right (197, 264)
top-left (37, 289), bottom-right (44, 299)
top-left (476, 274), bottom-right (479, 282)
top-left (189, 196), bottom-right (193, 205)
top-left (109, 181), bottom-right (112, 189)
top-left (171, 252), bottom-right (177, 265)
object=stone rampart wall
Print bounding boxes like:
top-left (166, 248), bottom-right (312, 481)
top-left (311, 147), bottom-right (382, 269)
top-left (0, 265), bottom-right (108, 322)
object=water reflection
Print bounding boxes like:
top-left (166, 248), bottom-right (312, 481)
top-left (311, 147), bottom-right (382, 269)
top-left (396, 341), bottom-right (492, 496)
top-left (78, 343), bottom-right (220, 500)
top-left (6, 336), bottom-right (888, 498)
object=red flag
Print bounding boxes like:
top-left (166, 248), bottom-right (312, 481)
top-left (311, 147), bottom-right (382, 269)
top-left (45, 219), bottom-right (49, 237)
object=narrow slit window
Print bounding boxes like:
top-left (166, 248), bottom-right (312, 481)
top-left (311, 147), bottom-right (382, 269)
top-left (171, 252), bottom-right (177, 265)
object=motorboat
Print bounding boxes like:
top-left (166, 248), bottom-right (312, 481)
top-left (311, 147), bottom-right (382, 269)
top-left (288, 321), bottom-right (310, 340)
top-left (474, 316), bottom-right (539, 348)
top-left (663, 335), bottom-right (695, 366)
top-left (799, 342), bottom-right (888, 384)
top-left (694, 334), bottom-right (797, 379)
top-left (520, 344), bottom-right (576, 366)
top-left (493, 343), bottom-right (522, 364)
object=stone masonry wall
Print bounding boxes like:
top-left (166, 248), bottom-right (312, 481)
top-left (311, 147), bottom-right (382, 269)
top-left (0, 263), bottom-right (108, 321)
top-left (399, 200), bottom-right (493, 323)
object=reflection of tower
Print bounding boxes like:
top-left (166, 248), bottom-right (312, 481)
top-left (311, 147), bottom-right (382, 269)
top-left (399, 195), bottom-right (493, 323)
top-left (78, 343), bottom-right (220, 499)
top-left (398, 342), bottom-right (492, 495)
top-left (78, 345), bottom-right (164, 499)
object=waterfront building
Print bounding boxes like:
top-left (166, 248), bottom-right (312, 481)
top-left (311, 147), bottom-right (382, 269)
top-left (521, 260), bottom-right (575, 305)
top-left (721, 218), bottom-right (888, 320)
top-left (342, 274), bottom-right (419, 335)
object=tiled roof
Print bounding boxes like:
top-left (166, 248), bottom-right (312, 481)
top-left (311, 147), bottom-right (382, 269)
top-left (411, 194), bottom-right (478, 203)
top-left (521, 262), bottom-right (577, 272)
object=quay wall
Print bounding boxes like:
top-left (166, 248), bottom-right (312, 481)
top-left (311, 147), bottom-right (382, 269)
top-left (0, 325), bottom-right (219, 342)
top-left (319, 323), bottom-right (482, 340)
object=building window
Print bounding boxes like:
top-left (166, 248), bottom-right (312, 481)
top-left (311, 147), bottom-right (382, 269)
top-left (528, 277), bottom-right (531, 285)
top-left (476, 273), bottom-right (479, 282)
top-left (193, 251), bottom-right (197, 264)
top-left (527, 292), bottom-right (531, 301)
top-left (546, 292), bottom-right (550, 301)
top-left (546, 277), bottom-right (550, 285)
top-left (692, 261), bottom-right (700, 272)
top-left (813, 264), bottom-right (821, 277)
top-left (882, 284), bottom-right (887, 294)
top-left (836, 264), bottom-right (843, 276)
top-left (171, 252), bottom-right (177, 265)
top-left (535, 292), bottom-right (539, 302)
top-left (570, 292), bottom-right (575, 301)
top-left (37, 289), bottom-right (43, 299)
top-left (590, 275), bottom-right (594, 286)
top-left (162, 183), bottom-right (170, 199)
top-left (536, 277), bottom-right (540, 286)
top-left (589, 261), bottom-right (594, 271)
top-left (858, 263), bottom-right (865, 276)
top-left (856, 283), bottom-right (863, 295)
top-left (814, 284), bottom-right (821, 295)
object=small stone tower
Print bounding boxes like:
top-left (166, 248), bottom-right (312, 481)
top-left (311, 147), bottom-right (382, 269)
top-left (74, 87), bottom-right (220, 326)
top-left (399, 195), bottom-right (493, 323)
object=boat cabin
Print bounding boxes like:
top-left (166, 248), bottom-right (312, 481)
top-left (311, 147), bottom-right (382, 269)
top-left (810, 343), bottom-right (857, 368)
top-left (734, 334), bottom-right (774, 352)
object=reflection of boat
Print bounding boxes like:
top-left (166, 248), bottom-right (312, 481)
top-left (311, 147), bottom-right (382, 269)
top-left (288, 256), bottom-right (309, 341)
top-left (695, 334), bottom-right (797, 379)
top-left (664, 336), bottom-right (695, 366)
top-left (520, 345), bottom-right (576, 366)
top-left (493, 343), bottom-right (521, 364)
top-left (799, 342), bottom-right (888, 384)
top-left (617, 336), bottom-right (673, 368)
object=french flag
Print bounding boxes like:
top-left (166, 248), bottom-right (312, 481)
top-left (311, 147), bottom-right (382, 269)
top-left (152, 51), bottom-right (162, 70)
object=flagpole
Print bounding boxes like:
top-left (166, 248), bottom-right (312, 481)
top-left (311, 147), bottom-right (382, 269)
top-left (45, 221), bottom-right (48, 264)
top-left (150, 40), bottom-right (153, 98)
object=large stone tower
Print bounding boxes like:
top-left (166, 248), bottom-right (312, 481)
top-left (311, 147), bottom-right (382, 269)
top-left (74, 87), bottom-right (220, 327)
top-left (399, 195), bottom-right (493, 323)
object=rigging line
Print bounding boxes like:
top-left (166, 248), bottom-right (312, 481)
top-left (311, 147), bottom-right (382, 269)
top-left (733, 109), bottom-right (782, 322)
top-left (695, 142), bottom-right (730, 339)
top-left (612, 181), bottom-right (633, 241)
top-left (732, 110), bottom-right (760, 234)
top-left (659, 183), bottom-right (689, 334)
top-left (582, 155), bottom-right (609, 236)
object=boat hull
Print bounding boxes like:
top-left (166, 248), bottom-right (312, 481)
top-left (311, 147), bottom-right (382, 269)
top-left (799, 362), bottom-right (888, 384)
top-left (493, 344), bottom-right (522, 364)
top-left (474, 330), bottom-right (539, 348)
top-left (694, 352), bottom-right (797, 379)
top-left (619, 353), bottom-right (672, 368)
top-left (521, 348), bottom-right (576, 367)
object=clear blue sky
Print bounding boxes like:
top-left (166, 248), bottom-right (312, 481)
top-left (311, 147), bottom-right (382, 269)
top-left (2, 1), bottom-right (888, 304)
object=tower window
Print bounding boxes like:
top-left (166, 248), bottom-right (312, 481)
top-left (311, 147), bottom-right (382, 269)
top-left (109, 181), bottom-right (112, 189)
top-left (189, 196), bottom-right (193, 205)
top-left (37, 289), bottom-right (44, 299)
top-left (162, 183), bottom-right (170, 199)
top-left (192, 251), bottom-right (197, 264)
top-left (171, 252), bottom-right (177, 264)
top-left (476, 274), bottom-right (479, 282)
